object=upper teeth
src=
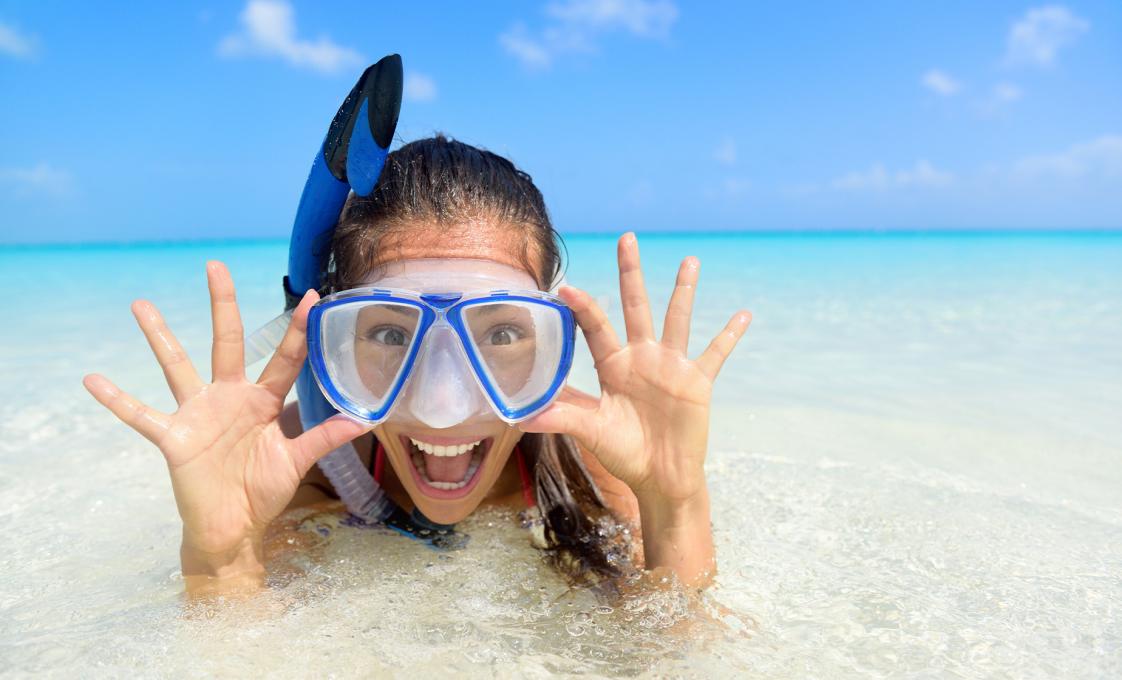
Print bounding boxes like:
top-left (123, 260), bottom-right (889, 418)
top-left (409, 437), bottom-right (483, 457)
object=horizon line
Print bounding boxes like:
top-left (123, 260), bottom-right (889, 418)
top-left (3, 227), bottom-right (1122, 250)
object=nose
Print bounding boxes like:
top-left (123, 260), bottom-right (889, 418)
top-left (402, 325), bottom-right (486, 429)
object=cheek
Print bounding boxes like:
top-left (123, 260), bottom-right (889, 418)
top-left (355, 345), bottom-right (407, 396)
top-left (477, 342), bottom-right (536, 397)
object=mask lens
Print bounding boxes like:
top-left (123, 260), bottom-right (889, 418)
top-left (461, 300), bottom-right (565, 412)
top-left (318, 301), bottom-right (422, 414)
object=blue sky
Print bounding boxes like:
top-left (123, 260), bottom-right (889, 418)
top-left (1, 1), bottom-right (1120, 243)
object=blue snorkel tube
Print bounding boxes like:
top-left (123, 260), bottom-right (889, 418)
top-left (285, 55), bottom-right (400, 525)
top-left (262, 54), bottom-right (464, 549)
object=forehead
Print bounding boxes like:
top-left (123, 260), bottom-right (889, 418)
top-left (368, 222), bottom-right (544, 285)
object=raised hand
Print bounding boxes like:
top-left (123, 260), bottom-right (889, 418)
top-left (520, 233), bottom-right (750, 582)
top-left (83, 262), bottom-right (369, 581)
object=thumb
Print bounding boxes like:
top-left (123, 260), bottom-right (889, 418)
top-left (558, 384), bottom-right (600, 409)
top-left (520, 401), bottom-right (601, 452)
top-left (290, 415), bottom-right (373, 474)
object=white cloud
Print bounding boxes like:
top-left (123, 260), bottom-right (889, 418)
top-left (0, 163), bottom-right (72, 196)
top-left (713, 137), bottom-right (737, 166)
top-left (1005, 5), bottom-right (1089, 67)
top-left (832, 164), bottom-right (890, 191)
top-left (832, 160), bottom-right (953, 191)
top-left (501, 0), bottom-right (678, 69)
top-left (702, 175), bottom-right (752, 201)
top-left (218, 0), bottom-right (363, 74)
top-left (993, 82), bottom-right (1022, 103)
top-left (975, 81), bottom-right (1024, 117)
top-left (499, 24), bottom-right (553, 69)
top-left (721, 177), bottom-right (752, 197)
top-left (1012, 135), bottom-right (1122, 180)
top-left (545, 0), bottom-right (678, 37)
top-left (897, 160), bottom-right (954, 187)
top-left (922, 69), bottom-right (960, 96)
top-left (404, 72), bottom-right (437, 102)
top-left (0, 20), bottom-right (37, 59)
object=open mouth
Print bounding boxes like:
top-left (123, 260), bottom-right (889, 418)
top-left (400, 435), bottom-right (492, 499)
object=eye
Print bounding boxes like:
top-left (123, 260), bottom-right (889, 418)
top-left (483, 325), bottom-right (525, 346)
top-left (364, 326), bottom-right (410, 346)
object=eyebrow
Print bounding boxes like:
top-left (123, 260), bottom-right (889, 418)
top-left (358, 305), bottom-right (419, 322)
top-left (467, 303), bottom-right (529, 319)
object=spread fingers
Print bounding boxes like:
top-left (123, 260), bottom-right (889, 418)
top-left (696, 311), bottom-right (752, 381)
top-left (557, 285), bottom-right (622, 365)
top-left (207, 261), bottom-right (246, 383)
top-left (82, 374), bottom-right (171, 445)
top-left (257, 290), bottom-right (318, 398)
top-left (132, 300), bottom-right (203, 404)
top-left (617, 233), bottom-right (655, 343)
top-left (661, 256), bottom-right (699, 353)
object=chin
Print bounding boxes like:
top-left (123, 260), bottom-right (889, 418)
top-left (375, 421), bottom-right (523, 525)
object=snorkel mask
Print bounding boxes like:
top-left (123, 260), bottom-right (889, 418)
top-left (307, 259), bottom-right (575, 429)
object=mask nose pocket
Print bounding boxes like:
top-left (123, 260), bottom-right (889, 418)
top-left (403, 324), bottom-right (486, 429)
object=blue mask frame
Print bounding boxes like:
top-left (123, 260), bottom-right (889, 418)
top-left (306, 287), bottom-right (576, 425)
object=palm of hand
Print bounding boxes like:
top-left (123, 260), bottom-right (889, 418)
top-left (591, 342), bottom-right (713, 501)
top-left (160, 382), bottom-right (296, 552)
top-left (522, 234), bottom-right (750, 506)
top-left (84, 262), bottom-right (367, 558)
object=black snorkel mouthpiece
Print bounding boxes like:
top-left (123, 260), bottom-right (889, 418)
top-left (323, 54), bottom-right (403, 187)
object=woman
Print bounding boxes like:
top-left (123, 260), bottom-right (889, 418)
top-left (82, 135), bottom-right (750, 595)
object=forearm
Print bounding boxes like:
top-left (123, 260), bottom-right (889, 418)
top-left (180, 532), bottom-right (267, 597)
top-left (636, 486), bottom-right (715, 588)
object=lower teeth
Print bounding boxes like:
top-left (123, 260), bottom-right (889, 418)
top-left (410, 446), bottom-right (483, 490)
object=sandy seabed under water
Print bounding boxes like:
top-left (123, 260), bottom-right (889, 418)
top-left (1, 234), bottom-right (1120, 677)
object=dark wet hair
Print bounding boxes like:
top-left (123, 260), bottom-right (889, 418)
top-left (327, 135), bottom-right (629, 582)
top-left (330, 134), bottom-right (561, 290)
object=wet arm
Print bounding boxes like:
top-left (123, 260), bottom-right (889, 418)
top-left (581, 443), bottom-right (715, 585)
top-left (635, 486), bottom-right (715, 587)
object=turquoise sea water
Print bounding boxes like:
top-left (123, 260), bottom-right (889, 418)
top-left (1, 232), bottom-right (1120, 677)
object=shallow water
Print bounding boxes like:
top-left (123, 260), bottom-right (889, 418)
top-left (1, 233), bottom-right (1120, 677)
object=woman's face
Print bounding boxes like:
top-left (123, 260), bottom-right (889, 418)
top-left (363, 223), bottom-right (545, 525)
